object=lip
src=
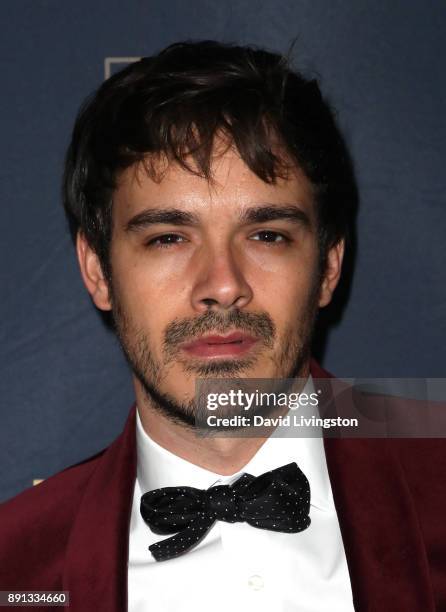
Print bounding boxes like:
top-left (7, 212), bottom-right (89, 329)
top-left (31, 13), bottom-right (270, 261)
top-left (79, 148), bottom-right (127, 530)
top-left (181, 332), bottom-right (259, 358)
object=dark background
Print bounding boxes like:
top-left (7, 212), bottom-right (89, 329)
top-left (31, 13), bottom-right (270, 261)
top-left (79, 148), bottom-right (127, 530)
top-left (1, 0), bottom-right (445, 501)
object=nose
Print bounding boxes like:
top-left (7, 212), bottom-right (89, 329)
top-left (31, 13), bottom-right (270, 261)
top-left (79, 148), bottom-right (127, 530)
top-left (190, 243), bottom-right (254, 313)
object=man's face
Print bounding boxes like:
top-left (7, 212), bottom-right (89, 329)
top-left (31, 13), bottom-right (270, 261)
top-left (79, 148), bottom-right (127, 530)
top-left (78, 145), bottom-right (343, 425)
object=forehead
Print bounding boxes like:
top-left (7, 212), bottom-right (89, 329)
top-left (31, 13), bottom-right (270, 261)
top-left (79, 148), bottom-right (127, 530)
top-left (112, 146), bottom-right (316, 224)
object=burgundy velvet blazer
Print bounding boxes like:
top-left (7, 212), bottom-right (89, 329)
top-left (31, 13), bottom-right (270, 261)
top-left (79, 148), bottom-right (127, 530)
top-left (1, 361), bottom-right (445, 611)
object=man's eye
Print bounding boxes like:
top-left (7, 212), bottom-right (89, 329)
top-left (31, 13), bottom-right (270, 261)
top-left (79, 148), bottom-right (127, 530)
top-left (250, 230), bottom-right (289, 244)
top-left (146, 234), bottom-right (186, 248)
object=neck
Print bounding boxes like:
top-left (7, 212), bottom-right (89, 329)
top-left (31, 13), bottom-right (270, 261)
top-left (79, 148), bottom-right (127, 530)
top-left (136, 394), bottom-right (266, 475)
top-left (134, 363), bottom-right (310, 476)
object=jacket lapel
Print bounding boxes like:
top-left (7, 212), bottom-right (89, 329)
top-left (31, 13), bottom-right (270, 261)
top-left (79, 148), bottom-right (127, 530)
top-left (310, 360), bottom-right (434, 611)
top-left (62, 405), bottom-right (137, 612)
top-left (323, 437), bottom-right (435, 611)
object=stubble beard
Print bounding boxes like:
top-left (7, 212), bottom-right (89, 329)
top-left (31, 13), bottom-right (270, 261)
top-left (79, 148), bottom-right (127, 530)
top-left (110, 287), bottom-right (319, 429)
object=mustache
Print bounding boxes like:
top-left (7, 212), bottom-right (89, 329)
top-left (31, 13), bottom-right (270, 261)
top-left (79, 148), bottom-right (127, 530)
top-left (163, 309), bottom-right (276, 350)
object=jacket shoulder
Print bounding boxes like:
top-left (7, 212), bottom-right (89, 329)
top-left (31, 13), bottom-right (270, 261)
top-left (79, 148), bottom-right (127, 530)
top-left (0, 448), bottom-right (107, 589)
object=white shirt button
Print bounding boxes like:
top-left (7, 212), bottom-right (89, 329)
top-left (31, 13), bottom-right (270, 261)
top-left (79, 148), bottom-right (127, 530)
top-left (247, 574), bottom-right (264, 591)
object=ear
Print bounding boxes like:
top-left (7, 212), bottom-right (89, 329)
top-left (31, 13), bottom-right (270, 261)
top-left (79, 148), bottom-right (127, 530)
top-left (76, 232), bottom-right (112, 311)
top-left (318, 239), bottom-right (345, 308)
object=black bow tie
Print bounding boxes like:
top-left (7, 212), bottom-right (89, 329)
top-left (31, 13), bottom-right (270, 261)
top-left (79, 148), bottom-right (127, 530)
top-left (140, 462), bottom-right (311, 561)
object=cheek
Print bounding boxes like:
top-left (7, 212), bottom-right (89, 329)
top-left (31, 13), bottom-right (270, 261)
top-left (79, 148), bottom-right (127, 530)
top-left (115, 245), bottom-right (191, 297)
top-left (244, 245), bottom-right (293, 275)
top-left (250, 271), bottom-right (319, 346)
top-left (248, 257), bottom-right (319, 311)
top-left (111, 255), bottom-right (190, 345)
top-left (243, 238), bottom-right (320, 301)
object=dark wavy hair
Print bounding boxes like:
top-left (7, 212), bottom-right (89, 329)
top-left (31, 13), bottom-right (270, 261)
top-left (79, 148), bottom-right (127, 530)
top-left (63, 40), bottom-right (356, 280)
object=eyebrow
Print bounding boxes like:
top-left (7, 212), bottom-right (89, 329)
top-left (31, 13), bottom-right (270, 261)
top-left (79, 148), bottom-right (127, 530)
top-left (125, 208), bottom-right (199, 232)
top-left (124, 204), bottom-right (311, 232)
top-left (238, 204), bottom-right (311, 228)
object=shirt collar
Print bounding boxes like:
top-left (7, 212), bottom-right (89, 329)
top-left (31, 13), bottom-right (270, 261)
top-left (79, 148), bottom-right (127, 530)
top-left (136, 375), bottom-right (331, 511)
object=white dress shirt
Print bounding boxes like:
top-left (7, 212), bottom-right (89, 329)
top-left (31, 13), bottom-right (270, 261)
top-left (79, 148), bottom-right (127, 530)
top-left (128, 377), bottom-right (354, 611)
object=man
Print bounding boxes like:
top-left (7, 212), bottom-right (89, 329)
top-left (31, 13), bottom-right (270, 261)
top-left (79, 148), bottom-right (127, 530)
top-left (0, 41), bottom-right (444, 611)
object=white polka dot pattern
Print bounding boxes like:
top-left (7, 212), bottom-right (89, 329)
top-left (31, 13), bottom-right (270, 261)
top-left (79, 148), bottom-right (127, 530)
top-left (140, 462), bottom-right (311, 561)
